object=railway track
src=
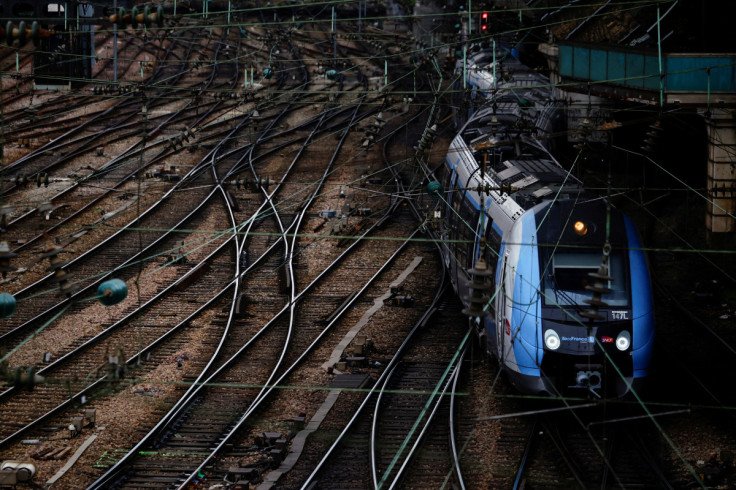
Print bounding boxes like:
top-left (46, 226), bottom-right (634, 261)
top-left (3, 5), bottom-right (719, 490)
top-left (301, 288), bottom-right (468, 490)
top-left (87, 177), bottom-right (427, 490)
top-left (503, 410), bottom-right (675, 489)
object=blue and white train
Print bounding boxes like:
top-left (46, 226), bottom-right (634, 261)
top-left (437, 47), bottom-right (655, 398)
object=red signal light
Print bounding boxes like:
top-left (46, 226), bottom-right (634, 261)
top-left (482, 12), bottom-right (488, 19)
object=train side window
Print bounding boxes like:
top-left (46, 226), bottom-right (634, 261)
top-left (486, 222), bottom-right (503, 254)
top-left (480, 218), bottom-right (502, 273)
top-left (451, 201), bottom-right (465, 267)
top-left (458, 198), bottom-right (479, 269)
top-left (438, 166), bottom-right (452, 205)
top-left (447, 172), bottom-right (457, 209)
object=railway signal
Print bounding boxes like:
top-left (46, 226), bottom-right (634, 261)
top-left (480, 12), bottom-right (489, 35)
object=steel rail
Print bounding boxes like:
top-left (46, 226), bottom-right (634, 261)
top-left (180, 98), bottom-right (369, 490)
top-left (371, 363), bottom-right (400, 488)
top-left (512, 421), bottom-right (541, 490)
top-left (87, 43), bottom-right (325, 487)
top-left (541, 420), bottom-right (589, 488)
top-left (387, 343), bottom-right (467, 490)
top-left (5, 97), bottom-right (228, 256)
top-left (0, 241), bottom-right (237, 449)
top-left (0, 106), bottom-right (257, 346)
top-left (90, 20), bottom-right (368, 486)
top-left (182, 222), bottom-right (423, 489)
top-left (449, 345), bottom-right (467, 490)
top-left (89, 113), bottom-right (396, 490)
top-left (300, 266), bottom-right (448, 490)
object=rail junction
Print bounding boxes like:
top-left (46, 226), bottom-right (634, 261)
top-left (0, 1), bottom-right (735, 489)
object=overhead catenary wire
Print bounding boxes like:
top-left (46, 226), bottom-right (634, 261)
top-left (1, 2), bottom-right (732, 486)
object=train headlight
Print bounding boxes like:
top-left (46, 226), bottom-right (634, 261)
top-left (544, 329), bottom-right (560, 350)
top-left (573, 221), bottom-right (588, 236)
top-left (616, 331), bottom-right (631, 351)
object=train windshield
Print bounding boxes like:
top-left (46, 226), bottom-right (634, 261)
top-left (542, 249), bottom-right (629, 307)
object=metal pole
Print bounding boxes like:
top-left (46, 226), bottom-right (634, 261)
top-left (492, 38), bottom-right (496, 90)
top-left (1, 83), bottom-right (4, 165)
top-left (463, 45), bottom-right (467, 90)
top-left (467, 0), bottom-right (471, 37)
top-left (656, 6), bottom-right (663, 107)
top-left (90, 25), bottom-right (95, 69)
top-left (113, 0), bottom-right (117, 82)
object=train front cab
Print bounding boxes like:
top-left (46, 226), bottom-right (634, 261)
top-left (500, 202), bottom-right (654, 398)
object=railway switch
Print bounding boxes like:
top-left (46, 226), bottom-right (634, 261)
top-left (387, 295), bottom-right (414, 307)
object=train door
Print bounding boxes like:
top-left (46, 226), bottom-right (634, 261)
top-left (495, 253), bottom-right (508, 362)
top-left (473, 214), bottom-right (486, 264)
top-left (447, 171), bottom-right (458, 280)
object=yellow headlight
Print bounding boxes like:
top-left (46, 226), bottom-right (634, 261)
top-left (574, 221), bottom-right (588, 236)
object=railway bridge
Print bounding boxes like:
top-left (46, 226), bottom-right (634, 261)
top-left (541, 41), bottom-right (736, 233)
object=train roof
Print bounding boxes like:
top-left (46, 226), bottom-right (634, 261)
top-left (464, 53), bottom-right (551, 101)
top-left (453, 108), bottom-right (583, 213)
